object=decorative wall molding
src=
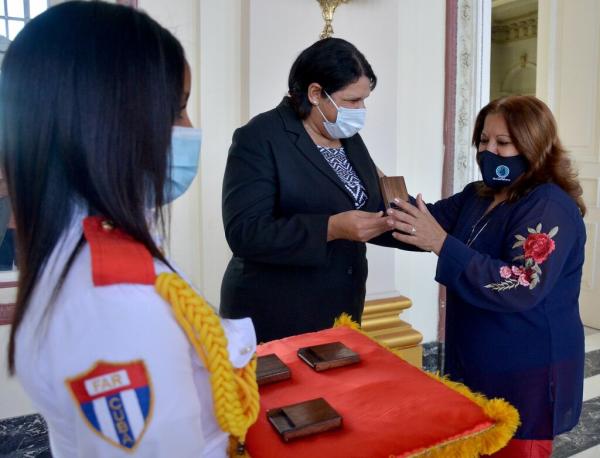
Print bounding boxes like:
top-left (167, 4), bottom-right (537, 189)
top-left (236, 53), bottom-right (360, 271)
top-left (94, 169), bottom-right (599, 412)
top-left (454, 0), bottom-right (474, 194)
top-left (452, 0), bottom-right (490, 193)
top-left (492, 12), bottom-right (537, 43)
top-left (443, 0), bottom-right (458, 198)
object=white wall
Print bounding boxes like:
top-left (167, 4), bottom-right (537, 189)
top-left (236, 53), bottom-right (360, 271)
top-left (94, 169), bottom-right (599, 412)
top-left (137, 0), bottom-right (205, 294)
top-left (0, 327), bottom-right (35, 418)
top-left (537, 0), bottom-right (600, 328)
top-left (393, 1), bottom-right (446, 342)
top-left (138, 0), bottom-right (249, 306)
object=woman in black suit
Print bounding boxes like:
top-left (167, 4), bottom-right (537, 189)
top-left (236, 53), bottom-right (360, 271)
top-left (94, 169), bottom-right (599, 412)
top-left (221, 38), bottom-right (408, 342)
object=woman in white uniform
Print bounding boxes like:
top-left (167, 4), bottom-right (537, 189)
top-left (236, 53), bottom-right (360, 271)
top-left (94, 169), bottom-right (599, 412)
top-left (1, 2), bottom-right (258, 457)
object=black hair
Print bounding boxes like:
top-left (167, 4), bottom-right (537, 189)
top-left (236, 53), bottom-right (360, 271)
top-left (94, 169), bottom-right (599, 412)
top-left (287, 37), bottom-right (377, 119)
top-left (1, 1), bottom-right (186, 372)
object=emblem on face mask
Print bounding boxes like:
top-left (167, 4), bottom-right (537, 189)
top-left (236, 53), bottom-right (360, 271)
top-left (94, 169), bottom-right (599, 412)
top-left (495, 165), bottom-right (510, 181)
top-left (478, 150), bottom-right (527, 189)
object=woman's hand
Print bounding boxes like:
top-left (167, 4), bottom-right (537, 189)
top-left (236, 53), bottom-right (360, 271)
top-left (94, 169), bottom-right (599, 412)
top-left (327, 210), bottom-right (391, 242)
top-left (387, 194), bottom-right (447, 254)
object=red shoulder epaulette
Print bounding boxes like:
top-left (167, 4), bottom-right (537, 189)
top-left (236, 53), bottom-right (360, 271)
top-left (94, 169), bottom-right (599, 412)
top-left (82, 216), bottom-right (156, 286)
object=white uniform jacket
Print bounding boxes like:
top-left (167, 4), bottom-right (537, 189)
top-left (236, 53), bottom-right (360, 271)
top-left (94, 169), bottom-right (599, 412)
top-left (15, 214), bottom-right (256, 457)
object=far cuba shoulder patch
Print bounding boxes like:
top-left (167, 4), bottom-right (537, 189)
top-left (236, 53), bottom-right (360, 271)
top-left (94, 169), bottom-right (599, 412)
top-left (66, 360), bottom-right (153, 452)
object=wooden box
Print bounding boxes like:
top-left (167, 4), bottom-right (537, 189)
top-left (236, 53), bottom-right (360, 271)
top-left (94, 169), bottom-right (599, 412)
top-left (379, 176), bottom-right (409, 209)
top-left (256, 354), bottom-right (291, 386)
top-left (297, 342), bottom-right (360, 372)
top-left (267, 397), bottom-right (342, 442)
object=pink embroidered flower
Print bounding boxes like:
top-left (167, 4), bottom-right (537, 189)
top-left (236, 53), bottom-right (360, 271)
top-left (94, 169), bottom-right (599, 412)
top-left (511, 266), bottom-right (523, 277)
top-left (524, 233), bottom-right (556, 264)
top-left (500, 266), bottom-right (512, 279)
top-left (518, 273), bottom-right (531, 287)
top-left (486, 223), bottom-right (558, 292)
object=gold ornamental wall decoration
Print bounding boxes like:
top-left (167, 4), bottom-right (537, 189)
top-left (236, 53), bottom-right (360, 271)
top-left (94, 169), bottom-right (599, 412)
top-left (317, 0), bottom-right (350, 39)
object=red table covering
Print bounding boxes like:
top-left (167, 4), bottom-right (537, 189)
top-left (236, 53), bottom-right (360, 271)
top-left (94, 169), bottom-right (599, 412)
top-left (246, 326), bottom-right (518, 458)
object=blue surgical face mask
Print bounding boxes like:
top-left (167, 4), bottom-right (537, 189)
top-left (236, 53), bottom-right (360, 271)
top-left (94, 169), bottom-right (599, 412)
top-left (477, 150), bottom-right (527, 189)
top-left (164, 126), bottom-right (202, 203)
top-left (316, 91), bottom-right (367, 139)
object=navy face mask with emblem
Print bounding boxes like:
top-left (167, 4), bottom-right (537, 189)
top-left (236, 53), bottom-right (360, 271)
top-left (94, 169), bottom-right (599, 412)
top-left (477, 150), bottom-right (528, 189)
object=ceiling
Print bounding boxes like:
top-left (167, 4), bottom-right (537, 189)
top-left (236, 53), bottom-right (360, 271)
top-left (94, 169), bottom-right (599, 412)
top-left (492, 0), bottom-right (538, 22)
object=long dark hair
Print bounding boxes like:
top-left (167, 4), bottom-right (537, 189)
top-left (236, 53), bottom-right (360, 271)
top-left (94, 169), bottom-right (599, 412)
top-left (287, 37), bottom-right (377, 119)
top-left (472, 96), bottom-right (586, 216)
top-left (1, 1), bottom-right (185, 372)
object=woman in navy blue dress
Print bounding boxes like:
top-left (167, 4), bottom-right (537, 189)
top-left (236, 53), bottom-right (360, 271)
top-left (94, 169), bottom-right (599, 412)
top-left (388, 96), bottom-right (586, 457)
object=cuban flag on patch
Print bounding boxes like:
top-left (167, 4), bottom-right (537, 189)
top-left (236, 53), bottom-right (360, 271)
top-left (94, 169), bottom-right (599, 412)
top-left (66, 360), bottom-right (153, 451)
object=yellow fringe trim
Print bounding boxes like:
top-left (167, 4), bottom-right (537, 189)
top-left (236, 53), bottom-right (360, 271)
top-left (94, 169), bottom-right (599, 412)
top-left (333, 313), bottom-right (361, 330)
top-left (156, 273), bottom-right (259, 457)
top-left (333, 313), bottom-right (520, 457)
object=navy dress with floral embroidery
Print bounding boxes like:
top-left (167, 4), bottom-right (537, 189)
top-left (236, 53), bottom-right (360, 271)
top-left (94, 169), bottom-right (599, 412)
top-left (431, 182), bottom-right (585, 440)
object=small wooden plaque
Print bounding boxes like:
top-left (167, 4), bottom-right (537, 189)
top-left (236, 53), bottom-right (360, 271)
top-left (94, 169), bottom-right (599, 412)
top-left (297, 341), bottom-right (360, 372)
top-left (267, 397), bottom-right (342, 442)
top-left (256, 354), bottom-right (291, 386)
top-left (379, 176), bottom-right (409, 209)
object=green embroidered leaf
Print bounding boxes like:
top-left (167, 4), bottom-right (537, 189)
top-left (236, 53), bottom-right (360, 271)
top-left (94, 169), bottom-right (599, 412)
top-left (528, 227), bottom-right (537, 234)
top-left (536, 223), bottom-right (542, 232)
top-left (512, 240), bottom-right (525, 249)
top-left (533, 264), bottom-right (542, 274)
top-left (530, 278), bottom-right (539, 289)
top-left (512, 255), bottom-right (525, 261)
top-left (525, 258), bottom-right (534, 268)
top-left (548, 226), bottom-right (559, 238)
top-left (485, 279), bottom-right (520, 291)
top-left (515, 234), bottom-right (526, 241)
top-left (531, 272), bottom-right (539, 279)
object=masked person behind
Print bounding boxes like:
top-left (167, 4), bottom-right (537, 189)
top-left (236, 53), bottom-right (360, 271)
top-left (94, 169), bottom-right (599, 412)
top-left (2, 3), bottom-right (258, 457)
top-left (387, 96), bottom-right (586, 458)
top-left (221, 38), bottom-right (414, 343)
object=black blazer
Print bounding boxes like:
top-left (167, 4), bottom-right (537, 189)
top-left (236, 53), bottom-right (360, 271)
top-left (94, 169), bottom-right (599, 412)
top-left (220, 97), bottom-right (410, 342)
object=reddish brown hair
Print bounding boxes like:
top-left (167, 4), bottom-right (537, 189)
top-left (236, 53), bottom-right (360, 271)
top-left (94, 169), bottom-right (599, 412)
top-left (472, 95), bottom-right (586, 216)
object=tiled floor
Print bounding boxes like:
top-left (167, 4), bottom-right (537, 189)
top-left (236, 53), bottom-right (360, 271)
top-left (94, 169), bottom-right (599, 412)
top-left (2, 328), bottom-right (600, 457)
top-left (552, 327), bottom-right (600, 457)
top-left (0, 414), bottom-right (50, 458)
